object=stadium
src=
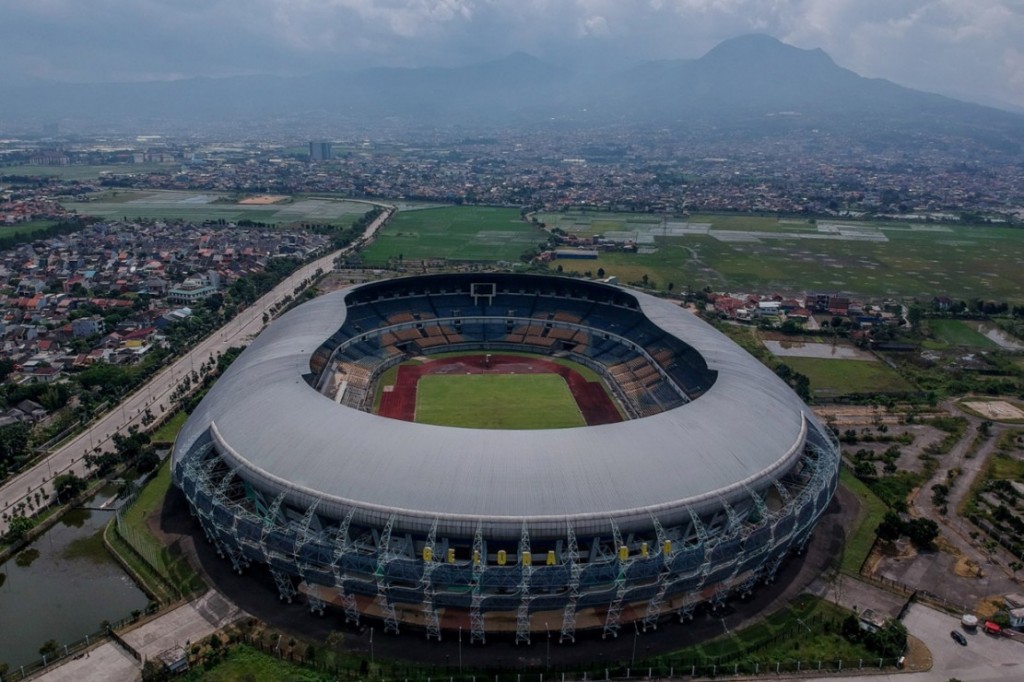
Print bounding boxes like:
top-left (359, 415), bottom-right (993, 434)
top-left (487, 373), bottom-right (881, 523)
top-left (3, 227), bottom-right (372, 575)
top-left (172, 272), bottom-right (840, 644)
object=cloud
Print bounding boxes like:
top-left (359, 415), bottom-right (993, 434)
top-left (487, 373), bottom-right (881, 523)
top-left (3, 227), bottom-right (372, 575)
top-left (0, 0), bottom-right (1020, 109)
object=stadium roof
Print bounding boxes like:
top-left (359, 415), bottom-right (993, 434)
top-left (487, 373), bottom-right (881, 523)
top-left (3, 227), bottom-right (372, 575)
top-left (174, 277), bottom-right (821, 539)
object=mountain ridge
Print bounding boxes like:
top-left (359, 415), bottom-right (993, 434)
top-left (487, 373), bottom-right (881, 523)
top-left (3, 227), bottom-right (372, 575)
top-left (3, 34), bottom-right (1022, 148)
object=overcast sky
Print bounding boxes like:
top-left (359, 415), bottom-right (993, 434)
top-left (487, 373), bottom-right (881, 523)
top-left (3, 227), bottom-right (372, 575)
top-left (1, 0), bottom-right (1022, 111)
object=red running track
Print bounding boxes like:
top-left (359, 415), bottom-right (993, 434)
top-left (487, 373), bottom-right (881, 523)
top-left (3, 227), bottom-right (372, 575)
top-left (377, 354), bottom-right (623, 426)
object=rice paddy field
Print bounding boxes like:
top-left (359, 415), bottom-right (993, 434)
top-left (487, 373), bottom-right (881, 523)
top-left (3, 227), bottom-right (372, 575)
top-left (542, 211), bottom-right (1024, 303)
top-left (413, 373), bottom-right (585, 429)
top-left (61, 190), bottom-right (371, 226)
top-left (781, 357), bottom-right (914, 398)
top-left (361, 206), bottom-right (546, 263)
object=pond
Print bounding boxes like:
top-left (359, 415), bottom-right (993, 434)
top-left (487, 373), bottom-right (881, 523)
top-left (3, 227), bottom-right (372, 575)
top-left (0, 487), bottom-right (149, 670)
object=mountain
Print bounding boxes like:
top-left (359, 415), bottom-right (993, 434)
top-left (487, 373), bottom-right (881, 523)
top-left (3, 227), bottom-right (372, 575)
top-left (2, 34), bottom-right (1022, 148)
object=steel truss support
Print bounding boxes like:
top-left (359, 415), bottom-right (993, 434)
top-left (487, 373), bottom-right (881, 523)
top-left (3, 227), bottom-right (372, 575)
top-left (642, 516), bottom-right (673, 631)
top-left (515, 522), bottom-right (532, 645)
top-left (736, 487), bottom-right (775, 598)
top-left (294, 499), bottom-right (327, 615)
top-left (224, 542), bottom-right (249, 574)
top-left (676, 508), bottom-right (713, 622)
top-left (421, 518), bottom-right (441, 641)
top-left (602, 520), bottom-right (630, 639)
top-left (374, 514), bottom-right (400, 634)
top-left (560, 521), bottom-right (581, 643)
top-left (332, 508), bottom-right (360, 625)
top-left (271, 568), bottom-right (297, 603)
top-left (715, 499), bottom-right (746, 608)
top-left (470, 523), bottom-right (486, 644)
top-left (306, 583), bottom-right (326, 616)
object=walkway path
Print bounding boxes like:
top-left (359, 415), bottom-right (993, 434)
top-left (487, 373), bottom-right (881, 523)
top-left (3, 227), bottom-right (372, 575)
top-left (32, 591), bottom-right (248, 682)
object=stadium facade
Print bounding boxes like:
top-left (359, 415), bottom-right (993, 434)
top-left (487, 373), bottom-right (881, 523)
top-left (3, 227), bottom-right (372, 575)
top-left (172, 273), bottom-right (840, 643)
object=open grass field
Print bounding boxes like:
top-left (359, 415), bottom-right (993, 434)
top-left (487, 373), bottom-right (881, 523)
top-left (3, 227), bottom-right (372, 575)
top-left (547, 213), bottom-right (1024, 302)
top-left (0, 220), bottom-right (60, 238)
top-left (414, 373), bottom-right (585, 429)
top-left (109, 458), bottom-right (205, 601)
top-left (668, 594), bottom-right (875, 664)
top-left (61, 190), bottom-right (369, 226)
top-left (181, 645), bottom-right (333, 682)
top-left (151, 410), bottom-right (188, 444)
top-left (926, 319), bottom-right (999, 348)
top-left (361, 206), bottom-right (546, 263)
top-left (3, 163), bottom-right (174, 180)
top-left (838, 469), bottom-right (890, 574)
top-left (782, 357), bottom-right (914, 397)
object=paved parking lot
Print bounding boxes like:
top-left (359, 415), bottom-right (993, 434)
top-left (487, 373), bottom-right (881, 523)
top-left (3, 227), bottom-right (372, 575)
top-left (785, 603), bottom-right (1024, 682)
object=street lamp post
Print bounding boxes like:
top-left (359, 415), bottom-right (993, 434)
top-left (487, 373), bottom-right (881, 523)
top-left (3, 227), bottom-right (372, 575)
top-left (545, 621), bottom-right (550, 669)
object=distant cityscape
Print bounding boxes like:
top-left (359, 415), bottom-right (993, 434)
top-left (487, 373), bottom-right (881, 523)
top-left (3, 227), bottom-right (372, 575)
top-left (2, 127), bottom-right (1022, 223)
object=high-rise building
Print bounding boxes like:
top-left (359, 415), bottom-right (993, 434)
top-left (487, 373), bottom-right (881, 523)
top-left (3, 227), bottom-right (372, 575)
top-left (309, 141), bottom-right (332, 161)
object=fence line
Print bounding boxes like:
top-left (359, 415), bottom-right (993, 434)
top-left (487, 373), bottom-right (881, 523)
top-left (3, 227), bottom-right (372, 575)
top-left (240, 635), bottom-right (902, 682)
top-left (0, 607), bottom-right (156, 682)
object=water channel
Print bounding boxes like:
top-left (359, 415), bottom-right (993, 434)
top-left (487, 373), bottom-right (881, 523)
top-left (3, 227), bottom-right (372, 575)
top-left (0, 486), bottom-right (149, 670)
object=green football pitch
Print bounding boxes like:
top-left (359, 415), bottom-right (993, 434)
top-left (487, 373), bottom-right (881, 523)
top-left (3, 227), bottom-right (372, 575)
top-left (414, 373), bottom-right (585, 429)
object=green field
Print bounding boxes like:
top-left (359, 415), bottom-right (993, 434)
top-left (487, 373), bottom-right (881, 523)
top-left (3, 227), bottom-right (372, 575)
top-left (0, 219), bottom-right (59, 233)
top-left (107, 458), bottom-right (206, 601)
top-left (362, 206), bottom-right (546, 263)
top-left (782, 357), bottom-right (914, 397)
top-left (546, 213), bottom-right (1024, 302)
top-left (61, 190), bottom-right (370, 226)
top-left (927, 319), bottom-right (999, 348)
top-left (3, 163), bottom-right (174, 180)
top-left (414, 373), bottom-right (584, 429)
top-left (838, 469), bottom-right (890, 574)
top-left (181, 645), bottom-right (332, 682)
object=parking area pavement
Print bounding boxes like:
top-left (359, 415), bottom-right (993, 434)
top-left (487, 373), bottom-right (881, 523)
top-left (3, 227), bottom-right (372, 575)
top-left (31, 642), bottom-right (138, 682)
top-left (121, 591), bottom-right (245, 659)
top-left (780, 603), bottom-right (1024, 682)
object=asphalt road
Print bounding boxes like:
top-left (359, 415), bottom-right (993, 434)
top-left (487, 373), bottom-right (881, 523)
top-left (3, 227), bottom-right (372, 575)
top-left (0, 207), bottom-right (393, 536)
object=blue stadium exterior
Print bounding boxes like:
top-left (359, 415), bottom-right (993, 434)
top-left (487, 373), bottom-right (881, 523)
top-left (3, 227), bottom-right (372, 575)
top-left (172, 273), bottom-right (840, 642)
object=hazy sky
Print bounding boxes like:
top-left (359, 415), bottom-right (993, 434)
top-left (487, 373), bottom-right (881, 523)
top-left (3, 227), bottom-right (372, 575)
top-left (2, 0), bottom-right (1022, 110)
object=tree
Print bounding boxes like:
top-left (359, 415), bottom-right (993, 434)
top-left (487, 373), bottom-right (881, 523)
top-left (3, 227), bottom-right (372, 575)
top-left (54, 473), bottom-right (87, 502)
top-left (905, 518), bottom-right (939, 548)
top-left (0, 422), bottom-right (30, 465)
top-left (841, 613), bottom-right (862, 640)
top-left (876, 511), bottom-right (904, 543)
top-left (865, 619), bottom-right (907, 657)
top-left (907, 304), bottom-right (924, 331)
top-left (596, 267), bottom-right (605, 279)
top-left (5, 515), bottom-right (34, 542)
top-left (38, 639), bottom-right (58, 658)
top-left (135, 448), bottom-right (160, 474)
top-left (854, 460), bottom-right (876, 479)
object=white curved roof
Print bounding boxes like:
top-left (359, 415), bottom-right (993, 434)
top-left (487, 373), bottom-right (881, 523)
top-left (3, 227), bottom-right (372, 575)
top-left (174, 276), bottom-right (819, 538)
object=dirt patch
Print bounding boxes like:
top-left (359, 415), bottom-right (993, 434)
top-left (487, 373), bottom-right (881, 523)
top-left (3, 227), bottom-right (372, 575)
top-left (238, 194), bottom-right (288, 205)
top-left (975, 595), bottom-right (1006, 619)
top-left (962, 400), bottom-right (1024, 421)
top-left (901, 634), bottom-right (932, 673)
top-left (953, 555), bottom-right (982, 579)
